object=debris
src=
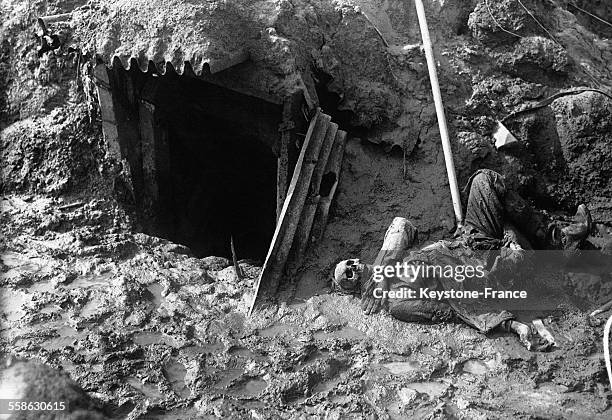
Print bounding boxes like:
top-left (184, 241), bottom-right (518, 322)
top-left (493, 121), bottom-right (519, 149)
top-left (532, 318), bottom-right (556, 348)
top-left (589, 298), bottom-right (612, 318)
top-left (58, 201), bottom-right (84, 211)
top-left (35, 18), bottom-right (62, 57)
top-left (231, 235), bottom-right (244, 280)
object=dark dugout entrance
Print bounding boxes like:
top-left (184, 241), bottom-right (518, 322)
top-left (161, 79), bottom-right (278, 259)
top-left (95, 59), bottom-right (307, 261)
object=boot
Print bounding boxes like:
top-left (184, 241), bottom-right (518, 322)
top-left (561, 204), bottom-right (592, 250)
top-left (547, 204), bottom-right (592, 250)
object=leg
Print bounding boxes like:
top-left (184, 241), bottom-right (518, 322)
top-left (374, 217), bottom-right (418, 266)
top-left (389, 299), bottom-right (457, 324)
top-left (464, 169), bottom-right (549, 247)
top-left (504, 189), bottom-right (549, 247)
top-left (463, 169), bottom-right (506, 240)
top-left (361, 217), bottom-right (417, 314)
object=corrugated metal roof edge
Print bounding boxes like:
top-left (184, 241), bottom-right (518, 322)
top-left (97, 49), bottom-right (250, 76)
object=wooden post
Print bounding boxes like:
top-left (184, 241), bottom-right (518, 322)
top-left (138, 99), bottom-right (159, 224)
top-left (93, 64), bottom-right (122, 161)
top-left (277, 99), bottom-right (293, 222)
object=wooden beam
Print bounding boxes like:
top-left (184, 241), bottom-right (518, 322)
top-left (138, 99), bottom-right (158, 223)
top-left (93, 64), bottom-right (122, 161)
top-left (276, 98), bottom-right (293, 222)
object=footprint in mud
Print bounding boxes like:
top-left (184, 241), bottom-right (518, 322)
top-left (65, 272), bottom-right (113, 289)
top-left (133, 331), bottom-right (180, 348)
top-left (313, 326), bottom-right (365, 341)
top-left (164, 359), bottom-right (190, 398)
top-left (146, 283), bottom-right (164, 308)
top-left (213, 368), bottom-right (244, 390)
top-left (462, 359), bottom-right (495, 376)
top-left (126, 377), bottom-right (164, 400)
top-left (44, 325), bottom-right (88, 351)
top-left (0, 288), bottom-right (29, 323)
top-left (181, 343), bottom-right (225, 357)
top-left (0, 251), bottom-right (51, 281)
top-left (228, 346), bottom-right (270, 363)
top-left (382, 361), bottom-right (421, 375)
top-left (404, 381), bottom-right (449, 400)
top-left (227, 378), bottom-right (268, 397)
top-left (257, 323), bottom-right (292, 338)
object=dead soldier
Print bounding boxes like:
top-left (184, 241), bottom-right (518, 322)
top-left (333, 169), bottom-right (593, 351)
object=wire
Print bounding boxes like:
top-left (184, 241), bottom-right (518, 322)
top-left (485, 0), bottom-right (523, 39)
top-left (569, 2), bottom-right (612, 30)
top-left (501, 88), bottom-right (612, 123)
top-left (516, 0), bottom-right (560, 45)
top-left (359, 10), bottom-right (389, 48)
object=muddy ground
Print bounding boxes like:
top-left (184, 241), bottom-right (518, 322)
top-left (1, 193), bottom-right (611, 419)
top-left (1, 0), bottom-right (612, 419)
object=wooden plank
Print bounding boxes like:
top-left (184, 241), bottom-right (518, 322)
top-left (287, 121), bottom-right (338, 273)
top-left (249, 110), bottom-right (331, 315)
top-left (138, 100), bottom-right (158, 222)
top-left (310, 130), bottom-right (348, 243)
top-left (276, 99), bottom-right (293, 221)
top-left (93, 64), bottom-right (121, 160)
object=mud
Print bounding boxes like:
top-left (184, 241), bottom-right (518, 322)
top-left (1, 0), bottom-right (612, 418)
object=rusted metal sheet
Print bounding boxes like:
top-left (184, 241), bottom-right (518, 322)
top-left (287, 121), bottom-right (339, 274)
top-left (310, 130), bottom-right (348, 243)
top-left (249, 110), bottom-right (348, 314)
top-left (249, 110), bottom-right (331, 314)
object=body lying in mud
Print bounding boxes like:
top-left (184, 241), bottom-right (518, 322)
top-left (333, 169), bottom-right (597, 351)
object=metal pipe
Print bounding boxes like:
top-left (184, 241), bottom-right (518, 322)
top-left (413, 0), bottom-right (463, 226)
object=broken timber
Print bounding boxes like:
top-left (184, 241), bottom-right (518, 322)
top-left (249, 109), bottom-right (348, 315)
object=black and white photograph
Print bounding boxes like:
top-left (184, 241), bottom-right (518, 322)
top-left (1, 0), bottom-right (612, 418)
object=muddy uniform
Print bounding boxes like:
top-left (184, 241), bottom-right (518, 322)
top-left (369, 170), bottom-right (542, 333)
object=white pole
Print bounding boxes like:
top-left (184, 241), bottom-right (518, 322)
top-left (414, 0), bottom-right (464, 226)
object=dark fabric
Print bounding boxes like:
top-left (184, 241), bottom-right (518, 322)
top-left (463, 169), bottom-right (549, 247)
top-left (389, 299), bottom-right (457, 323)
top-left (463, 169), bottom-right (506, 240)
top-left (396, 242), bottom-right (517, 333)
top-left (371, 170), bottom-right (552, 333)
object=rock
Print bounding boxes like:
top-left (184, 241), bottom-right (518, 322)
top-left (498, 36), bottom-right (570, 77)
top-left (200, 256), bottom-right (231, 271)
top-left (161, 243), bottom-right (192, 256)
top-left (0, 358), bottom-right (106, 419)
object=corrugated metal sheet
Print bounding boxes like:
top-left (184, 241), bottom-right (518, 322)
top-left (75, 0), bottom-right (258, 76)
top-left (102, 49), bottom-right (250, 76)
top-left (249, 109), bottom-right (348, 314)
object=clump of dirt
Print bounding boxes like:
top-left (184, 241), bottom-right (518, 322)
top-left (1, 103), bottom-right (108, 195)
top-left (0, 358), bottom-right (106, 419)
